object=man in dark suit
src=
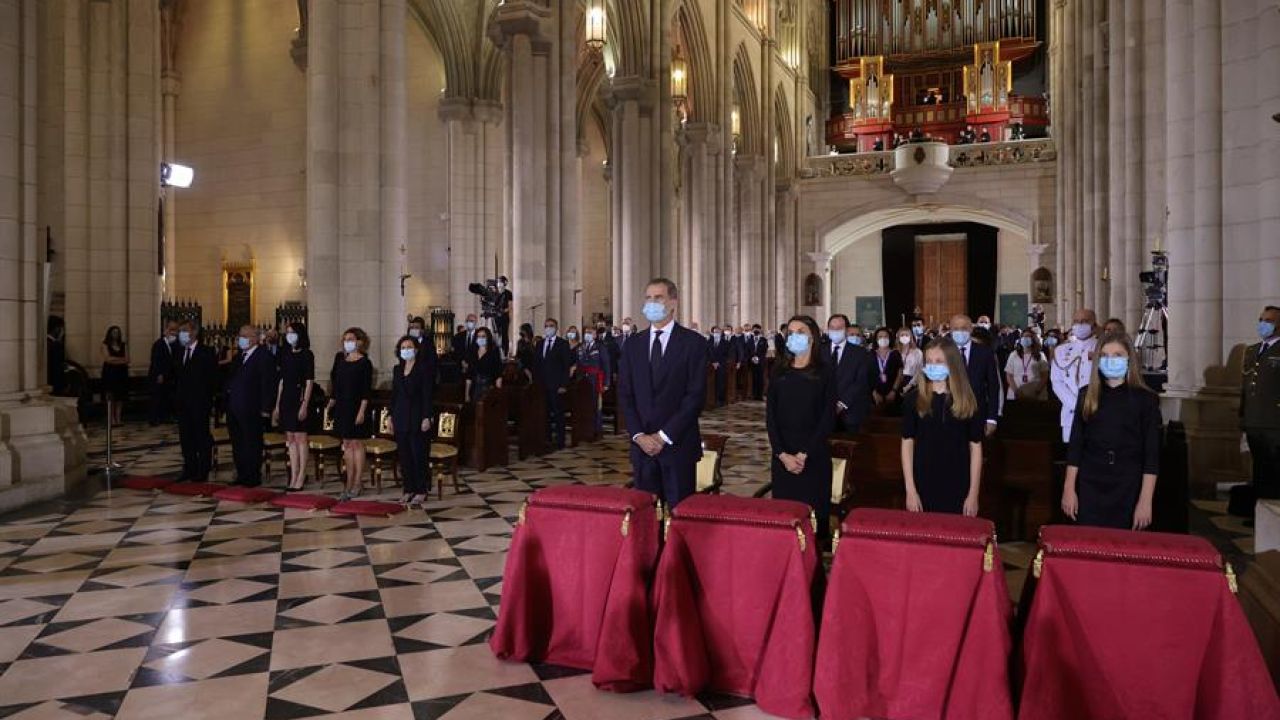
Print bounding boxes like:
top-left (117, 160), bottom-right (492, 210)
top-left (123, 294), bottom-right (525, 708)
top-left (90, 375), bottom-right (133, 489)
top-left (147, 321), bottom-right (179, 425)
top-left (175, 321), bottom-right (217, 482)
top-left (708, 326), bottom-right (732, 407)
top-left (225, 325), bottom-right (276, 486)
top-left (950, 314), bottom-right (1001, 437)
top-left (534, 317), bottom-right (575, 450)
top-left (749, 324), bottom-right (768, 400)
top-left (827, 314), bottom-right (872, 433)
top-left (618, 278), bottom-right (707, 507)
top-left (452, 314), bottom-right (479, 358)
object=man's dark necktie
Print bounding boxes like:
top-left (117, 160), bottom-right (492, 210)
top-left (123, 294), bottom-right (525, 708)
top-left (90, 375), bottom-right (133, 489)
top-left (650, 330), bottom-right (664, 385)
top-left (832, 345), bottom-right (840, 364)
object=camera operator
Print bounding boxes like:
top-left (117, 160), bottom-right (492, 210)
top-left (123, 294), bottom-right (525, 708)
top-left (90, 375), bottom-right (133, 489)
top-left (495, 276), bottom-right (512, 354)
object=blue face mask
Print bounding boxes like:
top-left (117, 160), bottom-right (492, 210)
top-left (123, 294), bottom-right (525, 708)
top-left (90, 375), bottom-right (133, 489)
top-left (923, 363), bottom-right (950, 381)
top-left (827, 329), bottom-right (846, 345)
top-left (343, 340), bottom-right (357, 354)
top-left (1260, 321), bottom-right (1277, 340)
top-left (785, 333), bottom-right (811, 356)
top-left (1019, 337), bottom-right (1033, 348)
top-left (1099, 356), bottom-right (1129, 379)
top-left (178, 331), bottom-right (191, 346)
top-left (286, 332), bottom-right (299, 346)
top-left (237, 337), bottom-right (252, 351)
top-left (400, 347), bottom-right (416, 361)
top-left (1044, 337), bottom-right (1059, 348)
top-left (476, 337), bottom-right (489, 347)
top-left (912, 326), bottom-right (924, 337)
top-left (464, 321), bottom-right (475, 331)
top-left (642, 301), bottom-right (667, 323)
top-left (848, 335), bottom-right (864, 346)
top-left (951, 330), bottom-right (971, 346)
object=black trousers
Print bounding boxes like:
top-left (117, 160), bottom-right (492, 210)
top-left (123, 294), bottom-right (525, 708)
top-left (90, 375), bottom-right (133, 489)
top-left (751, 361), bottom-right (765, 400)
top-left (177, 403), bottom-right (213, 480)
top-left (1247, 428), bottom-right (1280, 500)
top-left (227, 408), bottom-right (263, 485)
top-left (545, 385), bottom-right (566, 449)
top-left (148, 380), bottom-right (173, 424)
top-left (494, 314), bottom-right (510, 354)
top-left (396, 425), bottom-right (429, 494)
top-left (714, 366), bottom-right (728, 406)
top-left (632, 449), bottom-right (696, 508)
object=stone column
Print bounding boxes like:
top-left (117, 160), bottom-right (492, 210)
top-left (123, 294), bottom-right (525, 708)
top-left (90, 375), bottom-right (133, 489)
top-left (491, 2), bottom-right (552, 329)
top-left (609, 77), bottom-right (655, 321)
top-left (305, 0), bottom-right (340, 352)
top-left (0, 0), bottom-right (87, 513)
top-left (1163, 0), bottom-right (1196, 394)
top-left (557, 0), bottom-right (579, 325)
top-left (160, 73), bottom-right (179, 293)
top-left (735, 155), bottom-right (765, 324)
top-left (379, 0), bottom-right (407, 370)
top-left (681, 122), bottom-right (711, 327)
top-left (1190, 0), bottom-right (1222, 380)
top-left (775, 182), bottom-right (799, 325)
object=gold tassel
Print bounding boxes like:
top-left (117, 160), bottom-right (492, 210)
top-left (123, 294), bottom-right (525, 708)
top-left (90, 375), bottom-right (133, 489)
top-left (832, 529), bottom-right (841, 555)
top-left (983, 541), bottom-right (994, 572)
top-left (516, 499), bottom-right (528, 527)
top-left (1032, 548), bottom-right (1044, 579)
top-left (796, 524), bottom-right (807, 553)
top-left (810, 510), bottom-right (818, 532)
top-left (663, 515), bottom-right (671, 540)
top-left (1225, 561), bottom-right (1238, 595)
top-left (621, 509), bottom-right (631, 537)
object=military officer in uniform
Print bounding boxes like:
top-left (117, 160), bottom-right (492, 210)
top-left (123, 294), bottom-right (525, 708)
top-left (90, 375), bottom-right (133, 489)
top-left (577, 326), bottom-right (612, 433)
top-left (1238, 305), bottom-right (1280, 514)
top-left (1051, 308), bottom-right (1100, 444)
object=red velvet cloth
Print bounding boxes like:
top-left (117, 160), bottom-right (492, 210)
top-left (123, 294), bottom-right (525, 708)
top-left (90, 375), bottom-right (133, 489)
top-left (490, 485), bottom-right (661, 691)
top-left (652, 494), bottom-right (819, 719)
top-left (212, 486), bottom-right (281, 504)
top-left (164, 481), bottom-right (224, 497)
top-left (269, 493), bottom-right (339, 511)
top-left (1019, 525), bottom-right (1280, 720)
top-left (329, 499), bottom-right (405, 517)
top-left (813, 509), bottom-right (1013, 720)
top-left (119, 475), bottom-right (174, 491)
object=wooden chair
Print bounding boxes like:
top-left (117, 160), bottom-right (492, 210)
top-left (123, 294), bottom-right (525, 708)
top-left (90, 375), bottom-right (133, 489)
top-left (695, 433), bottom-right (729, 494)
top-left (261, 432), bottom-right (287, 482)
top-left (431, 405), bottom-right (462, 499)
top-left (308, 435), bottom-right (342, 486)
top-left (363, 408), bottom-right (399, 493)
top-left (829, 437), bottom-right (858, 518)
top-left (211, 426), bottom-right (230, 468)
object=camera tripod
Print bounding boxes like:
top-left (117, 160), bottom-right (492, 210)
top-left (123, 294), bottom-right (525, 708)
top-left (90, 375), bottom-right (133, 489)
top-left (1135, 301), bottom-right (1168, 373)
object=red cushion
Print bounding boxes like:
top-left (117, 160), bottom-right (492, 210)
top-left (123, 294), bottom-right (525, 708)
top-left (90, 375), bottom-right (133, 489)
top-left (269, 493), bottom-right (338, 511)
top-left (842, 507), bottom-right (994, 549)
top-left (164, 482), bottom-right (225, 497)
top-left (329, 500), bottom-right (405, 517)
top-left (529, 485), bottom-right (658, 514)
top-left (212, 486), bottom-right (281, 504)
top-left (1038, 524), bottom-right (1222, 571)
top-left (119, 475), bottom-right (175, 491)
top-left (672, 493), bottom-right (812, 528)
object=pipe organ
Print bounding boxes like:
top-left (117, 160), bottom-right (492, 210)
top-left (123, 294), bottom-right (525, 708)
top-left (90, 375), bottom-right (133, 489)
top-left (827, 0), bottom-right (1045, 152)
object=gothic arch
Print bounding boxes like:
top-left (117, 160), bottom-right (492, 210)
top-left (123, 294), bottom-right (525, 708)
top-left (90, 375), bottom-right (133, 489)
top-left (732, 43), bottom-right (762, 156)
top-left (410, 0), bottom-right (504, 101)
top-left (817, 194), bottom-right (1035, 256)
top-left (607, 0), bottom-right (649, 78)
top-left (773, 85), bottom-right (794, 178)
top-left (674, 0), bottom-right (716, 122)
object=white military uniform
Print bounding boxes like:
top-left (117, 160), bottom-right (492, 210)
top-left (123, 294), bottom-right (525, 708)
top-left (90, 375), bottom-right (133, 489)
top-left (1050, 335), bottom-right (1098, 442)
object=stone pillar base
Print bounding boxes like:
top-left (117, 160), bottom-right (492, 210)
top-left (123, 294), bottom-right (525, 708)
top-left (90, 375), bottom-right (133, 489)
top-left (0, 394), bottom-right (88, 516)
top-left (1161, 388), bottom-right (1249, 500)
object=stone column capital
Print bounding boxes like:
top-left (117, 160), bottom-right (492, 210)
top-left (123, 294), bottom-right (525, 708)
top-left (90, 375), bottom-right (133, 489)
top-left (734, 154), bottom-right (768, 179)
top-left (807, 250), bottom-right (833, 272)
top-left (604, 76), bottom-right (657, 110)
top-left (680, 121), bottom-right (716, 146)
top-left (487, 0), bottom-right (553, 49)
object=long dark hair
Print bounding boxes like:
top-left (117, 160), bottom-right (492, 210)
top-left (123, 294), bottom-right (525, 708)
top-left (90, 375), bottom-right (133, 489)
top-left (285, 321), bottom-right (311, 351)
top-left (394, 335), bottom-right (417, 365)
top-left (775, 315), bottom-right (824, 376)
top-left (103, 325), bottom-right (124, 348)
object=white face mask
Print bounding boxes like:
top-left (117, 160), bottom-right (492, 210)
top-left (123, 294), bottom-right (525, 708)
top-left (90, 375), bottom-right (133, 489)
top-left (343, 340), bottom-right (357, 354)
top-left (877, 337), bottom-right (891, 348)
top-left (898, 335), bottom-right (911, 345)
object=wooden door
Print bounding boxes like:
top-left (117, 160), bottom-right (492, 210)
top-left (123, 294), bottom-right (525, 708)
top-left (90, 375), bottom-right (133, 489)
top-left (914, 239), bottom-right (967, 326)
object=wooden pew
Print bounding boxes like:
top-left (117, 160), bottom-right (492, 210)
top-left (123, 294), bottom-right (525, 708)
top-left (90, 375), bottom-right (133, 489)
top-left (848, 432), bottom-right (907, 509)
top-left (566, 375), bottom-right (600, 446)
top-left (704, 366), bottom-right (718, 412)
top-left (602, 384), bottom-right (622, 435)
top-left (515, 382), bottom-right (549, 459)
top-left (460, 387), bottom-right (508, 471)
top-left (985, 437), bottom-right (1055, 540)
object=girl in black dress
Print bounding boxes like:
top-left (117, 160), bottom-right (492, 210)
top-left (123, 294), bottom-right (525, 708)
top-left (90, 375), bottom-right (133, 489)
top-left (901, 338), bottom-right (984, 516)
top-left (1062, 333), bottom-right (1161, 530)
top-left (389, 336), bottom-right (435, 507)
top-left (328, 327), bottom-right (373, 501)
top-left (100, 325), bottom-right (130, 425)
top-left (274, 322), bottom-right (315, 491)
top-left (767, 315), bottom-right (837, 542)
top-left (516, 323), bottom-right (536, 385)
top-left (870, 326), bottom-right (903, 411)
top-left (465, 327), bottom-right (503, 402)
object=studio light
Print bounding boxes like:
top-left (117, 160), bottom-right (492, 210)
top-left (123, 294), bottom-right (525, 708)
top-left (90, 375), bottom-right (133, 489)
top-left (161, 162), bottom-right (194, 188)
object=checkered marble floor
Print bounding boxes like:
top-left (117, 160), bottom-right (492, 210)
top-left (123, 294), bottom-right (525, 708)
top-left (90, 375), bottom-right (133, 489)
top-left (0, 404), bottom-right (1252, 718)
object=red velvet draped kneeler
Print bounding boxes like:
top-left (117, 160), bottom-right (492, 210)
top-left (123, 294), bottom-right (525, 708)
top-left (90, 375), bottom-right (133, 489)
top-left (814, 509), bottom-right (1013, 720)
top-left (652, 494), bottom-right (819, 720)
top-left (1018, 525), bottom-right (1280, 720)
top-left (489, 485), bottom-right (661, 692)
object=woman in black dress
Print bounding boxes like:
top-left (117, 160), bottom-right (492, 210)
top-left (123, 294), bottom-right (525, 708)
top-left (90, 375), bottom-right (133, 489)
top-left (328, 327), bottom-right (373, 501)
top-left (901, 338), bottom-right (984, 515)
top-left (870, 326), bottom-right (904, 411)
top-left (515, 323), bottom-right (536, 385)
top-left (100, 325), bottom-right (130, 425)
top-left (274, 322), bottom-right (315, 491)
top-left (767, 315), bottom-right (837, 542)
top-left (465, 327), bottom-right (503, 402)
top-left (1062, 333), bottom-right (1161, 530)
top-left (389, 335), bottom-right (435, 506)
